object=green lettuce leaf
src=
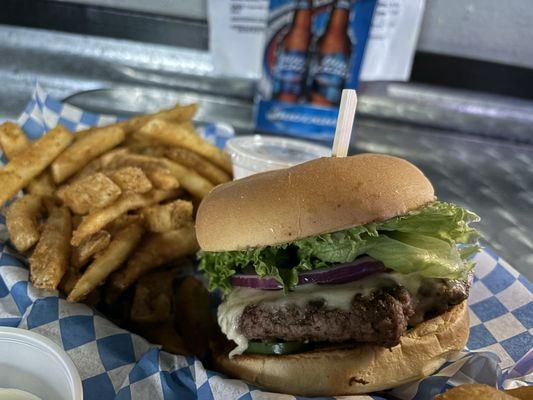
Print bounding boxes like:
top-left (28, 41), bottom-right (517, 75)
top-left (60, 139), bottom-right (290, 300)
top-left (198, 201), bottom-right (481, 294)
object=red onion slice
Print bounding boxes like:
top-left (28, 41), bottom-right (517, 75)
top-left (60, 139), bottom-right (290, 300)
top-left (229, 256), bottom-right (387, 290)
top-left (229, 274), bottom-right (282, 290)
top-left (299, 256), bottom-right (387, 285)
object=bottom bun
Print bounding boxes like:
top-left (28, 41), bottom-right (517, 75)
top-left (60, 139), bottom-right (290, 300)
top-left (212, 301), bottom-right (470, 397)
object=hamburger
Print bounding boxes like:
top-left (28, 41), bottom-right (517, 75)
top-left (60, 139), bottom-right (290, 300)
top-left (196, 154), bottom-right (480, 396)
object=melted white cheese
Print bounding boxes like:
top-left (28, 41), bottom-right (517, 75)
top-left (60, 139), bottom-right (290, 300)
top-left (218, 272), bottom-right (424, 357)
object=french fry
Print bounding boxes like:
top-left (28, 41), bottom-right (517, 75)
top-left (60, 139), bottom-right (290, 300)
top-left (71, 230), bottom-right (111, 268)
top-left (68, 157), bottom-right (102, 183)
top-left (68, 223), bottom-right (143, 302)
top-left (122, 103), bottom-right (198, 134)
top-left (160, 158), bottom-right (213, 199)
top-left (0, 122), bottom-right (30, 158)
top-left (133, 319), bottom-right (191, 355)
top-left (42, 195), bottom-right (61, 214)
top-left (104, 152), bottom-right (180, 190)
top-left (105, 214), bottom-right (145, 235)
top-left (51, 126), bottom-right (125, 183)
top-left (144, 168), bottom-right (180, 191)
top-left (57, 172), bottom-right (122, 215)
top-left (104, 151), bottom-right (158, 170)
top-left (106, 166), bottom-right (153, 193)
top-left (72, 214), bottom-right (83, 229)
top-left (0, 125), bottom-right (57, 198)
top-left (99, 147), bottom-right (130, 168)
top-left (164, 147), bottom-right (231, 185)
top-left (124, 133), bottom-right (153, 152)
top-left (131, 284), bottom-right (170, 323)
top-left (66, 147), bottom-right (126, 184)
top-left (0, 124), bottom-right (71, 200)
top-left (59, 268), bottom-right (100, 305)
top-left (141, 199), bottom-right (193, 233)
top-left (74, 103), bottom-right (198, 143)
top-left (26, 171), bottom-right (56, 197)
top-left (136, 119), bottom-right (232, 173)
top-left (175, 276), bottom-right (216, 359)
top-left (6, 194), bottom-right (44, 252)
top-left (159, 103), bottom-right (198, 124)
top-left (0, 125), bottom-right (72, 207)
top-left (59, 268), bottom-right (81, 295)
top-left (107, 226), bottom-right (198, 299)
top-left (71, 189), bottom-right (176, 246)
top-left (29, 206), bottom-right (71, 289)
top-left (130, 268), bottom-right (181, 323)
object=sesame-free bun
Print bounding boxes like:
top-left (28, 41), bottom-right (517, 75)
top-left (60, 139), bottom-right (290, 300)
top-left (212, 301), bottom-right (469, 397)
top-left (196, 154), bottom-right (435, 251)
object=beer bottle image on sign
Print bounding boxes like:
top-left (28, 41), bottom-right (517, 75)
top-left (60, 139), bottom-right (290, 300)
top-left (309, 0), bottom-right (352, 106)
top-left (272, 0), bottom-right (312, 103)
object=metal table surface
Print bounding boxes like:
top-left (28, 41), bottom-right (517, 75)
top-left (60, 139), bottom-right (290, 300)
top-left (0, 25), bottom-right (531, 280)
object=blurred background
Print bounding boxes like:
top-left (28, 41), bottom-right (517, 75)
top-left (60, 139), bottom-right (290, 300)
top-left (0, 0), bottom-right (532, 279)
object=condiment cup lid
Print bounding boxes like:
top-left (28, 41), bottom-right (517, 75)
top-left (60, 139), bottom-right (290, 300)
top-left (226, 135), bottom-right (331, 177)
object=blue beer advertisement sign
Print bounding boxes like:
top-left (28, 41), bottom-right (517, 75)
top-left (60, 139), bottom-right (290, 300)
top-left (256, 0), bottom-right (377, 142)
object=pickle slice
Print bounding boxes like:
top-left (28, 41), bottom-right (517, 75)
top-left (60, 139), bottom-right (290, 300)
top-left (245, 341), bottom-right (310, 355)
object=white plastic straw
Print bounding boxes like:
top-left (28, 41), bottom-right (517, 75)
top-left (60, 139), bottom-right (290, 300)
top-left (332, 89), bottom-right (357, 157)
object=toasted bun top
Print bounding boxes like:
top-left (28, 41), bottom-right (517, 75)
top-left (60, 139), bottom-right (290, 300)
top-left (196, 153), bottom-right (435, 251)
top-left (212, 302), bottom-right (469, 397)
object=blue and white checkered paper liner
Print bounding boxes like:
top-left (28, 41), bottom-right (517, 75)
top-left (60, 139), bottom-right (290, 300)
top-left (0, 84), bottom-right (531, 400)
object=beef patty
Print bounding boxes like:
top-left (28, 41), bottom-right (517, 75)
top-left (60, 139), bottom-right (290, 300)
top-left (238, 278), bottom-right (469, 348)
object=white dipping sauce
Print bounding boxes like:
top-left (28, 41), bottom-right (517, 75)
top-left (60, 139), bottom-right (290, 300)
top-left (0, 389), bottom-right (41, 400)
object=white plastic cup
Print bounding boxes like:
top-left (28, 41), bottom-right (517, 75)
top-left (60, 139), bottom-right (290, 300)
top-left (225, 135), bottom-right (331, 179)
top-left (0, 327), bottom-right (83, 400)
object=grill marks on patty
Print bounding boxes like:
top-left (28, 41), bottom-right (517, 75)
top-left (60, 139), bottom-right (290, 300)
top-left (238, 278), bottom-right (469, 348)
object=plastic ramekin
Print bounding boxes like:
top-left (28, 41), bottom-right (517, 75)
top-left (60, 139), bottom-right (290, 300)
top-left (225, 135), bottom-right (331, 179)
top-left (0, 327), bottom-right (83, 400)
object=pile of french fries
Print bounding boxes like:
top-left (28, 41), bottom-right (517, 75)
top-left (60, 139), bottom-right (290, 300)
top-left (0, 104), bottom-right (227, 355)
